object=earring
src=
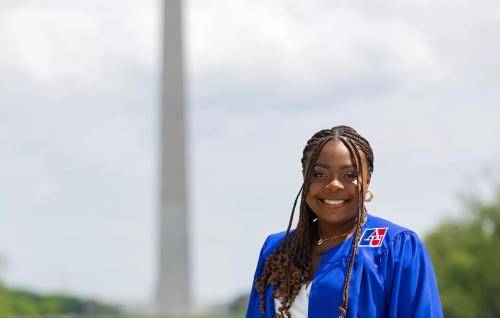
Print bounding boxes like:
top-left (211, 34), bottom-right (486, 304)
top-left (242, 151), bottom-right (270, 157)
top-left (364, 190), bottom-right (374, 202)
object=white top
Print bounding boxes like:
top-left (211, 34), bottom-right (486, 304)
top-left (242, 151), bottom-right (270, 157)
top-left (274, 282), bottom-right (312, 318)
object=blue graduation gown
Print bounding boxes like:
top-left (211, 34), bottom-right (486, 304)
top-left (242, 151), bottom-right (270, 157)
top-left (245, 214), bottom-right (443, 318)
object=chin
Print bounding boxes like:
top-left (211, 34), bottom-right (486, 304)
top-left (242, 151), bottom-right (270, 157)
top-left (315, 208), bottom-right (359, 226)
top-left (319, 213), bottom-right (352, 225)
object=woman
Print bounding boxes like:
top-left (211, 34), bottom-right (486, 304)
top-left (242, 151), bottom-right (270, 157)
top-left (245, 125), bottom-right (443, 318)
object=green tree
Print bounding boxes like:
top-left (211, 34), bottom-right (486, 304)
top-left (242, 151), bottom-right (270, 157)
top-left (425, 189), bottom-right (500, 318)
top-left (0, 254), bottom-right (9, 318)
top-left (5, 289), bottom-right (120, 316)
top-left (0, 282), bottom-right (10, 318)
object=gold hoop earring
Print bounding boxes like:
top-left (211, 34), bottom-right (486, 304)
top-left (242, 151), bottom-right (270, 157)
top-left (364, 190), bottom-right (374, 202)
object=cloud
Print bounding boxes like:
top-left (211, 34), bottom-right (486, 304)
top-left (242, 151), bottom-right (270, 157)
top-left (187, 0), bottom-right (447, 108)
top-left (0, 2), bottom-right (158, 89)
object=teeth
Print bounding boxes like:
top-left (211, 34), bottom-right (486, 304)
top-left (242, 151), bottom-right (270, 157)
top-left (323, 199), bottom-right (344, 205)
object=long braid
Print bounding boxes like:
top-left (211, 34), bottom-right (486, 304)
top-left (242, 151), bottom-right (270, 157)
top-left (255, 125), bottom-right (374, 318)
top-left (282, 135), bottom-right (333, 315)
top-left (286, 185), bottom-right (303, 236)
top-left (337, 138), bottom-right (365, 317)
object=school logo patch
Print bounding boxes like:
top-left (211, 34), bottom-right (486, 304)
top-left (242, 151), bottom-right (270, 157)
top-left (358, 228), bottom-right (388, 247)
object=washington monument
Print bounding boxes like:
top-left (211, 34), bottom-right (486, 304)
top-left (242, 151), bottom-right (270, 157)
top-left (157, 0), bottom-right (191, 314)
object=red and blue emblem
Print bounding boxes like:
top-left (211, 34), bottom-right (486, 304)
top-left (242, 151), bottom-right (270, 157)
top-left (358, 228), bottom-right (388, 247)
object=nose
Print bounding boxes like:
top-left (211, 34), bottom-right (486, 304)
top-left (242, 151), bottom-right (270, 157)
top-left (326, 178), bottom-right (344, 190)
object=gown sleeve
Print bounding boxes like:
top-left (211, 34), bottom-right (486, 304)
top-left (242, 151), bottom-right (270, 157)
top-left (245, 235), bottom-right (271, 318)
top-left (386, 231), bottom-right (443, 318)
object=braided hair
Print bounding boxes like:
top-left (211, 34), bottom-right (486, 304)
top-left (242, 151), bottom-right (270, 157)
top-left (255, 125), bottom-right (374, 318)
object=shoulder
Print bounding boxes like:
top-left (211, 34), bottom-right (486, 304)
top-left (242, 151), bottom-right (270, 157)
top-left (363, 214), bottom-right (424, 253)
top-left (259, 228), bottom-right (306, 259)
top-left (260, 230), bottom-right (288, 258)
top-left (368, 216), bottom-right (444, 316)
top-left (362, 214), bottom-right (437, 280)
top-left (365, 213), bottom-right (413, 236)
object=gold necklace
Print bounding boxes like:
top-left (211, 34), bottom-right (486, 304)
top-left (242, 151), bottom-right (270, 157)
top-left (317, 226), bottom-right (356, 246)
top-left (316, 214), bottom-right (367, 246)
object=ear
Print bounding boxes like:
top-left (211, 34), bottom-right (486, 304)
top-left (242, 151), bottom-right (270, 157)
top-left (362, 171), bottom-right (372, 194)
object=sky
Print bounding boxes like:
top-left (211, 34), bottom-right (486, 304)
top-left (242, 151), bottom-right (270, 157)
top-left (1, 0), bottom-right (500, 310)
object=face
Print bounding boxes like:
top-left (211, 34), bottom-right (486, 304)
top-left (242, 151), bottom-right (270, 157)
top-left (305, 140), bottom-right (371, 226)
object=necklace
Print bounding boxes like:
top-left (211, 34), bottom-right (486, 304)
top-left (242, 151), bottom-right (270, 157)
top-left (316, 214), bottom-right (367, 246)
top-left (317, 227), bottom-right (355, 246)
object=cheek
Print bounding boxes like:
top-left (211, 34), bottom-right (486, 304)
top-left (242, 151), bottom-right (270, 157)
top-left (307, 182), bottom-right (322, 196)
top-left (305, 189), bottom-right (314, 206)
top-left (345, 183), bottom-right (360, 197)
top-left (305, 184), bottom-right (320, 205)
top-left (305, 190), bottom-right (319, 215)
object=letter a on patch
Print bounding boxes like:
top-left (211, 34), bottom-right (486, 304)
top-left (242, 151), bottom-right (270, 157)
top-left (358, 228), bottom-right (388, 247)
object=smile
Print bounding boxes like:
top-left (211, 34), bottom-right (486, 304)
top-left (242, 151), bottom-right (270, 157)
top-left (319, 198), bottom-right (349, 208)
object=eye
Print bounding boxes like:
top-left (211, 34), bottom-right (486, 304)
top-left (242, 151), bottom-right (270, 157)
top-left (344, 172), bottom-right (357, 180)
top-left (312, 171), bottom-right (327, 178)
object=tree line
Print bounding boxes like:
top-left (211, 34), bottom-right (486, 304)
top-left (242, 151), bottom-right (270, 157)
top-left (0, 286), bottom-right (119, 318)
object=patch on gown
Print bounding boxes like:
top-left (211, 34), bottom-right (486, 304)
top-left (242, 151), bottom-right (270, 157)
top-left (358, 228), bottom-right (388, 247)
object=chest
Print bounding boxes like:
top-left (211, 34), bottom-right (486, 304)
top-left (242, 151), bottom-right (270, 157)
top-left (268, 252), bottom-right (389, 318)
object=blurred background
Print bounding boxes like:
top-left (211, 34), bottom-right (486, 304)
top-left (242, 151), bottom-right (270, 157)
top-left (1, 0), bottom-right (499, 317)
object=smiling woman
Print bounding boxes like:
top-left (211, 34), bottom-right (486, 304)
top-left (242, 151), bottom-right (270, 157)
top-left (245, 125), bottom-right (443, 318)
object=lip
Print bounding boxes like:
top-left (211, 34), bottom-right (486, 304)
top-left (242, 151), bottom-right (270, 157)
top-left (318, 198), bottom-right (350, 209)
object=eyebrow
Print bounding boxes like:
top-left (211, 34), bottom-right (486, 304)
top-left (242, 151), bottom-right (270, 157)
top-left (314, 163), bottom-right (355, 170)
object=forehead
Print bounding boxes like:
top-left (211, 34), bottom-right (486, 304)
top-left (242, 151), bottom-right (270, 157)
top-left (314, 140), bottom-right (363, 168)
